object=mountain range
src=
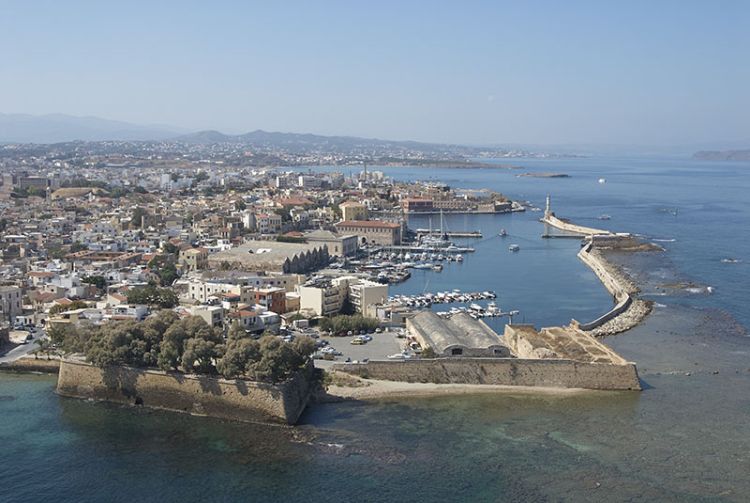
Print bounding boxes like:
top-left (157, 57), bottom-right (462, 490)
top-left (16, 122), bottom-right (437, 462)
top-left (0, 113), bottom-right (469, 154)
top-left (0, 113), bottom-right (185, 143)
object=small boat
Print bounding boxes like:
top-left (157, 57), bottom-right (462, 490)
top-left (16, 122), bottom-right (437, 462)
top-left (508, 244), bottom-right (520, 252)
top-left (721, 258), bottom-right (741, 264)
top-left (456, 254), bottom-right (463, 262)
top-left (432, 264), bottom-right (443, 272)
top-left (499, 229), bottom-right (507, 237)
top-left (597, 214), bottom-right (611, 220)
top-left (598, 178), bottom-right (606, 184)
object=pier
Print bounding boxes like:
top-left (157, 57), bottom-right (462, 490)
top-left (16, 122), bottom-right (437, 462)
top-left (541, 195), bottom-right (615, 237)
top-left (415, 229), bottom-right (483, 238)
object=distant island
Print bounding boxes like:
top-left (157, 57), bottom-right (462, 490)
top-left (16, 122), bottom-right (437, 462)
top-left (692, 149), bottom-right (750, 161)
top-left (517, 172), bottom-right (571, 178)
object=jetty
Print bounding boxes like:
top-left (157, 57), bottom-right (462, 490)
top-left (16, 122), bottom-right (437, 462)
top-left (541, 195), bottom-right (615, 237)
top-left (415, 229), bottom-right (482, 238)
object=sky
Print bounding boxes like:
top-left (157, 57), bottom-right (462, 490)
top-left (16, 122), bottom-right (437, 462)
top-left (1, 0), bottom-right (749, 147)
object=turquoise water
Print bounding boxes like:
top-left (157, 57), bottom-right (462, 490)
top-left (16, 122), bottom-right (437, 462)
top-left (2, 156), bottom-right (750, 502)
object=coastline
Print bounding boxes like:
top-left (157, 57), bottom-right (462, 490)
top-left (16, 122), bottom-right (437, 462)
top-left (319, 371), bottom-right (599, 402)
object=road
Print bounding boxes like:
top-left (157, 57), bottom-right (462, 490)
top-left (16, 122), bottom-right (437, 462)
top-left (0, 329), bottom-right (45, 364)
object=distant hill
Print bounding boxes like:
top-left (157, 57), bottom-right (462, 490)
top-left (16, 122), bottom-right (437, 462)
top-left (692, 149), bottom-right (750, 161)
top-left (0, 113), bottom-right (184, 143)
top-left (175, 128), bottom-right (462, 154)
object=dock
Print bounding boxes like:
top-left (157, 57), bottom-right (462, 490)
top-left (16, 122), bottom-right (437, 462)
top-left (415, 230), bottom-right (482, 238)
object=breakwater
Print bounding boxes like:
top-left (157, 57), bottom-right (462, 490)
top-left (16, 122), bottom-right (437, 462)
top-left (56, 358), bottom-right (314, 425)
top-left (542, 212), bottom-right (613, 236)
top-left (541, 205), bottom-right (654, 335)
top-left (574, 241), bottom-right (652, 335)
top-left (333, 357), bottom-right (641, 391)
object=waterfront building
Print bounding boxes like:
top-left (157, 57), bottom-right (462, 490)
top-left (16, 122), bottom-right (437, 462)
top-left (304, 229), bottom-right (358, 257)
top-left (334, 220), bottom-right (402, 246)
top-left (207, 241), bottom-right (329, 273)
top-left (401, 197), bottom-right (434, 213)
top-left (407, 311), bottom-right (511, 357)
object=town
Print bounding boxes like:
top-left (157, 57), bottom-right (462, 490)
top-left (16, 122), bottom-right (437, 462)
top-left (0, 140), bottom-right (642, 424)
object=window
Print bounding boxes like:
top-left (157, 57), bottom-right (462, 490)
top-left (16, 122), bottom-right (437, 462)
top-left (451, 348), bottom-right (463, 356)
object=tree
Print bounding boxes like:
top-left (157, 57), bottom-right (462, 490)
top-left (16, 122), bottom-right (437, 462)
top-left (34, 338), bottom-right (52, 359)
top-left (245, 335), bottom-right (313, 383)
top-left (235, 199), bottom-right (246, 211)
top-left (217, 338), bottom-right (260, 379)
top-left (70, 242), bottom-right (88, 253)
top-left (126, 286), bottom-right (178, 308)
top-left (181, 337), bottom-right (222, 374)
top-left (132, 207), bottom-right (148, 228)
top-left (157, 316), bottom-right (220, 372)
top-left (49, 300), bottom-right (89, 315)
top-left (82, 275), bottom-right (107, 290)
top-left (148, 254), bottom-right (179, 287)
top-left (227, 321), bottom-right (248, 340)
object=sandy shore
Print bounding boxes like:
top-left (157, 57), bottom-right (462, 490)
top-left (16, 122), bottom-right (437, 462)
top-left (320, 372), bottom-right (598, 402)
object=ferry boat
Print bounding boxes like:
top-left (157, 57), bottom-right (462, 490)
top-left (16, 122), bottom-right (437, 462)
top-left (508, 244), bottom-right (520, 252)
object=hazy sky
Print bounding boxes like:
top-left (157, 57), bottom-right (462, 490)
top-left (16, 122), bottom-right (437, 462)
top-left (2, 0), bottom-right (749, 146)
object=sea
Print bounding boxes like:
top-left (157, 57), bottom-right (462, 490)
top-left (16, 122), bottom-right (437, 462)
top-left (2, 156), bottom-right (749, 502)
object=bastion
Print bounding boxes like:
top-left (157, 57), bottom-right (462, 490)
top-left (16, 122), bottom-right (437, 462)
top-left (56, 357), bottom-right (314, 425)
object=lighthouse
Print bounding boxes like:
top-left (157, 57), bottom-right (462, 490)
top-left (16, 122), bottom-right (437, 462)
top-left (545, 194), bottom-right (551, 218)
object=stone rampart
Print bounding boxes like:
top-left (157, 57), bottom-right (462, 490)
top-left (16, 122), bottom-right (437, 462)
top-left (56, 358), bottom-right (314, 425)
top-left (0, 356), bottom-right (61, 373)
top-left (333, 358), bottom-right (641, 391)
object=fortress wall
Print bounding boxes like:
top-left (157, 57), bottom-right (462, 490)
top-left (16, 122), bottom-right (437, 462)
top-left (333, 358), bottom-right (641, 391)
top-left (0, 356), bottom-right (61, 373)
top-left (56, 358), bottom-right (314, 425)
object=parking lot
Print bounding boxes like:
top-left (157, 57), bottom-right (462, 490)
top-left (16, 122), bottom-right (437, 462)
top-left (312, 329), bottom-right (407, 369)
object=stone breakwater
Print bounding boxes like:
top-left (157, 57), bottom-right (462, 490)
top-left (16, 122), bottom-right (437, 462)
top-left (56, 357), bottom-right (314, 425)
top-left (333, 358), bottom-right (641, 391)
top-left (576, 242), bottom-right (652, 336)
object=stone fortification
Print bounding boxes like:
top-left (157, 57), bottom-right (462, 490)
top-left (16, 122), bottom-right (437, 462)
top-left (56, 358), bottom-right (314, 425)
top-left (333, 357), bottom-right (641, 391)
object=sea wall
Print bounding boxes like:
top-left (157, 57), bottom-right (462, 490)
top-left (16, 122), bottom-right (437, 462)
top-left (0, 356), bottom-right (61, 373)
top-left (333, 358), bottom-right (641, 391)
top-left (56, 358), bottom-right (314, 425)
top-left (575, 242), bottom-right (645, 333)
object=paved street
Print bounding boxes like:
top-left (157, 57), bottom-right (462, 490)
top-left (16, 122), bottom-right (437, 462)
top-left (0, 330), bottom-right (44, 364)
top-left (314, 329), bottom-right (406, 369)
